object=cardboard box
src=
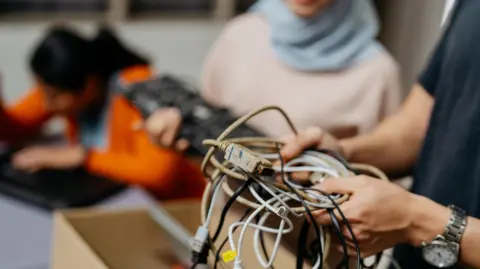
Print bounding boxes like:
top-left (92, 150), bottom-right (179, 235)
top-left (51, 201), bottom-right (201, 269)
top-left (50, 200), bottom-right (302, 269)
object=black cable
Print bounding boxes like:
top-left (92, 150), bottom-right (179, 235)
top-left (212, 178), bottom-right (253, 243)
top-left (304, 188), bottom-right (361, 269)
top-left (375, 253), bottom-right (383, 266)
top-left (214, 208), bottom-right (253, 269)
top-left (329, 209), bottom-right (349, 269)
top-left (275, 144), bottom-right (324, 269)
top-left (253, 180), bottom-right (273, 200)
top-left (309, 149), bottom-right (383, 269)
top-left (192, 177), bottom-right (252, 269)
top-left (296, 220), bottom-right (311, 269)
top-left (308, 239), bottom-right (322, 260)
top-left (191, 244), bottom-right (210, 269)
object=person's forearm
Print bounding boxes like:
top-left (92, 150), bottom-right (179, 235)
top-left (340, 114), bottom-right (421, 177)
top-left (408, 196), bottom-right (480, 268)
top-left (459, 217), bottom-right (480, 268)
top-left (339, 84), bottom-right (432, 177)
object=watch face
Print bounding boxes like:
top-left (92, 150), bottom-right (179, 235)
top-left (423, 243), bottom-right (457, 268)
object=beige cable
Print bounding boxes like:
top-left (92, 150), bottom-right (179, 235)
top-left (199, 105), bottom-right (389, 268)
top-left (201, 106), bottom-right (387, 211)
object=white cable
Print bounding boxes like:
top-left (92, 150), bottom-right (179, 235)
top-left (196, 106), bottom-right (390, 269)
top-left (305, 189), bottom-right (340, 204)
top-left (264, 151), bottom-right (351, 179)
top-left (381, 253), bottom-right (402, 269)
top-left (272, 187), bottom-right (334, 208)
top-left (227, 219), bottom-right (293, 251)
top-left (236, 194), bottom-right (292, 257)
top-left (220, 149), bottom-right (354, 268)
top-left (224, 167), bottom-right (319, 215)
top-left (228, 195), bottom-right (293, 269)
top-left (271, 165), bottom-right (339, 189)
top-left (284, 154), bottom-right (349, 175)
top-left (250, 178), bottom-right (303, 217)
top-left (311, 252), bottom-right (322, 269)
top-left (219, 150), bottom-right (353, 211)
top-left (247, 191), bottom-right (325, 269)
top-left (228, 196), bottom-right (284, 252)
top-left (213, 147), bottom-right (376, 268)
top-left (248, 185), bottom-right (284, 216)
top-left (253, 202), bottom-right (288, 268)
top-left (274, 166), bottom-right (340, 175)
top-left (204, 176), bottom-right (226, 227)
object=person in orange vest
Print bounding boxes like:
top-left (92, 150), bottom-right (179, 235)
top-left (0, 26), bottom-right (205, 200)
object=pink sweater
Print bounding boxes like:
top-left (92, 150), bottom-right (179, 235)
top-left (201, 14), bottom-right (402, 139)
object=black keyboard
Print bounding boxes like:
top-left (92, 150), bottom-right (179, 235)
top-left (122, 75), bottom-right (265, 156)
top-left (1, 163), bottom-right (39, 187)
top-left (0, 155), bottom-right (125, 210)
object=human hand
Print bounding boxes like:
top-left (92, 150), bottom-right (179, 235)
top-left (312, 176), bottom-right (448, 258)
top-left (281, 126), bottom-right (342, 161)
top-left (137, 108), bottom-right (189, 152)
top-left (12, 145), bottom-right (86, 172)
top-left (278, 126), bottom-right (343, 183)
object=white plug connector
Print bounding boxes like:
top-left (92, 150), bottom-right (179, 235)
top-left (224, 143), bottom-right (262, 174)
top-left (233, 258), bottom-right (244, 269)
top-left (276, 206), bottom-right (289, 218)
top-left (222, 143), bottom-right (273, 175)
top-left (190, 226), bottom-right (209, 253)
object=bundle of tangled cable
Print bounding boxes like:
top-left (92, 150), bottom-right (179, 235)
top-left (194, 106), bottom-right (390, 269)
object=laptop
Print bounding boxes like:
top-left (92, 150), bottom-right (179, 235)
top-left (0, 151), bottom-right (125, 210)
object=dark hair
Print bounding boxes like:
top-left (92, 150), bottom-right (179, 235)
top-left (29, 25), bottom-right (149, 92)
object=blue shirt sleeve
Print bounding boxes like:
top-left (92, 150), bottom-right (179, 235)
top-left (419, 38), bottom-right (446, 96)
top-left (419, 2), bottom-right (460, 96)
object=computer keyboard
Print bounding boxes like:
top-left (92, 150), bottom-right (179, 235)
top-left (0, 155), bottom-right (125, 210)
top-left (122, 74), bottom-right (265, 156)
top-left (1, 163), bottom-right (39, 188)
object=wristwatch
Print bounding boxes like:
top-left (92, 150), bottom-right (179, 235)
top-left (422, 205), bottom-right (467, 268)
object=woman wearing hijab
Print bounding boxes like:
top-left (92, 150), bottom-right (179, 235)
top-left (145, 0), bottom-right (401, 150)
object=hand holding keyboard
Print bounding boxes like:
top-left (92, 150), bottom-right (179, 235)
top-left (122, 75), bottom-right (265, 156)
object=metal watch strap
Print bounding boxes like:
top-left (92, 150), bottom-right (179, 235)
top-left (444, 205), bottom-right (467, 244)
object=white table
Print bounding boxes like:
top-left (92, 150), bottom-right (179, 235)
top-left (0, 188), bottom-right (157, 269)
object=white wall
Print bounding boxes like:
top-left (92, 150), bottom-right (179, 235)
top-left (0, 20), bottom-right (223, 103)
top-left (0, 20), bottom-right (223, 133)
top-left (1, 1), bottom-right (453, 102)
top-left (443, 0), bottom-right (457, 25)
